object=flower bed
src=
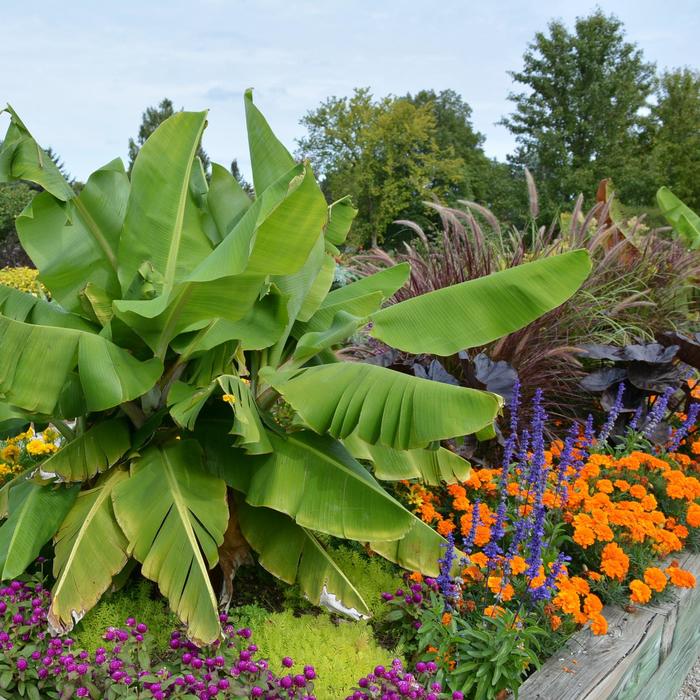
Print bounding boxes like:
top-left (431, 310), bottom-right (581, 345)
top-left (377, 383), bottom-right (700, 697)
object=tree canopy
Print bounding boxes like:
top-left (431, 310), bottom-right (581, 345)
top-left (501, 10), bottom-right (656, 215)
top-left (298, 88), bottom-right (469, 247)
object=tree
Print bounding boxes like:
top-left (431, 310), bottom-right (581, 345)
top-left (0, 97), bottom-right (591, 644)
top-left (405, 89), bottom-right (492, 203)
top-left (649, 69), bottom-right (700, 210)
top-left (501, 10), bottom-right (656, 215)
top-left (230, 158), bottom-right (254, 196)
top-left (298, 88), bottom-right (465, 247)
top-left (127, 98), bottom-right (211, 174)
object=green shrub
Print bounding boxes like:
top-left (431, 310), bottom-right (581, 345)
top-left (0, 182), bottom-right (34, 239)
top-left (242, 608), bottom-right (400, 700)
top-left (73, 580), bottom-right (177, 656)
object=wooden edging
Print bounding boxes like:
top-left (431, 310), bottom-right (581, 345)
top-left (519, 550), bottom-right (700, 700)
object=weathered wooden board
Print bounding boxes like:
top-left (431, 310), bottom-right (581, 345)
top-left (519, 550), bottom-right (700, 700)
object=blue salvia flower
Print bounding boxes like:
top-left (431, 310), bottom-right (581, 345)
top-left (553, 424), bottom-right (578, 506)
top-left (598, 382), bottom-right (625, 444)
top-left (462, 498), bottom-right (481, 554)
top-left (487, 382), bottom-right (521, 558)
top-left (628, 404), bottom-right (644, 432)
top-left (525, 390), bottom-right (548, 578)
top-left (642, 386), bottom-right (675, 438)
top-left (668, 402), bottom-right (700, 452)
top-left (529, 552), bottom-right (571, 602)
top-left (436, 531), bottom-right (459, 607)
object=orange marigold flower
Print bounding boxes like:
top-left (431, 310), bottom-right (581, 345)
top-left (687, 503), bottom-right (700, 528)
top-left (692, 440), bottom-right (700, 455)
top-left (474, 524), bottom-right (491, 547)
top-left (555, 589), bottom-right (580, 615)
top-left (437, 519), bottom-right (455, 536)
top-left (640, 494), bottom-right (657, 512)
top-left (510, 555), bottom-right (528, 575)
top-left (409, 572), bottom-right (423, 583)
top-left (568, 577), bottom-right (590, 596)
top-left (487, 576), bottom-right (502, 594)
top-left (596, 479), bottom-right (614, 494)
top-left (500, 583), bottom-right (515, 602)
top-left (643, 567), bottom-right (667, 593)
top-left (629, 580), bottom-right (652, 604)
top-left (587, 571), bottom-right (603, 582)
top-left (469, 552), bottom-right (488, 568)
top-left (447, 484), bottom-right (466, 499)
top-left (441, 612), bottom-right (452, 625)
top-left (573, 526), bottom-right (596, 548)
top-left (452, 496), bottom-right (470, 512)
top-left (419, 503), bottom-right (437, 523)
top-left (629, 484), bottom-right (647, 499)
top-left (614, 479), bottom-right (631, 492)
top-left (583, 593), bottom-right (603, 617)
top-left (590, 614), bottom-right (608, 635)
top-left (549, 615), bottom-right (562, 631)
top-left (666, 566), bottom-right (696, 588)
top-left (596, 524), bottom-right (615, 542)
top-left (484, 605), bottom-right (505, 618)
top-left (600, 543), bottom-right (630, 581)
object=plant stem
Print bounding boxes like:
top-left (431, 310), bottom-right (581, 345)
top-left (52, 420), bottom-right (75, 441)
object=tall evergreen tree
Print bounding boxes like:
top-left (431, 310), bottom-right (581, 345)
top-left (501, 10), bottom-right (656, 214)
top-left (128, 98), bottom-right (211, 174)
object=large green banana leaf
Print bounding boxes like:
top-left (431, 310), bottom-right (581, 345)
top-left (217, 375), bottom-right (271, 454)
top-left (657, 186), bottom-right (700, 249)
top-left (371, 516), bottom-right (459, 577)
top-left (205, 163), bottom-right (252, 244)
top-left (0, 106), bottom-right (74, 201)
top-left (266, 364), bottom-right (501, 449)
top-left (369, 250), bottom-right (591, 355)
top-left (112, 441), bottom-right (228, 645)
top-left (0, 314), bottom-right (162, 414)
top-left (243, 430), bottom-right (414, 541)
top-left (0, 480), bottom-right (79, 579)
top-left (244, 88), bottom-right (295, 195)
top-left (16, 158), bottom-right (128, 312)
top-left (238, 502), bottom-right (369, 618)
top-left (325, 196), bottom-right (358, 246)
top-left (49, 469), bottom-right (129, 632)
top-left (171, 289), bottom-right (289, 356)
top-left (38, 419), bottom-right (131, 482)
top-left (342, 432), bottom-right (471, 485)
top-left (118, 111), bottom-right (213, 292)
top-left (299, 264), bottom-right (410, 333)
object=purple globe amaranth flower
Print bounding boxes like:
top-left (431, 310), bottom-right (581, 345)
top-left (668, 402), bottom-right (700, 451)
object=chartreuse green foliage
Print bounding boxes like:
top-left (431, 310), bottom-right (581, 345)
top-left (242, 608), bottom-right (399, 700)
top-left (0, 92), bottom-right (591, 645)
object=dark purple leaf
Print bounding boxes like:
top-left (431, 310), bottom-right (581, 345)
top-left (581, 368), bottom-right (627, 392)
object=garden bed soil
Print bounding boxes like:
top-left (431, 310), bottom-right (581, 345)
top-left (519, 550), bottom-right (700, 700)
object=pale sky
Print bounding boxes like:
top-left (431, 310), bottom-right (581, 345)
top-left (2, 0), bottom-right (699, 181)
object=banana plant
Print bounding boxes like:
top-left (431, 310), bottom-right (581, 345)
top-left (0, 93), bottom-right (592, 645)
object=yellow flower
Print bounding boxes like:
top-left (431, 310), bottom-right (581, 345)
top-left (0, 445), bottom-right (20, 463)
top-left (222, 394), bottom-right (236, 404)
top-left (25, 439), bottom-right (58, 456)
